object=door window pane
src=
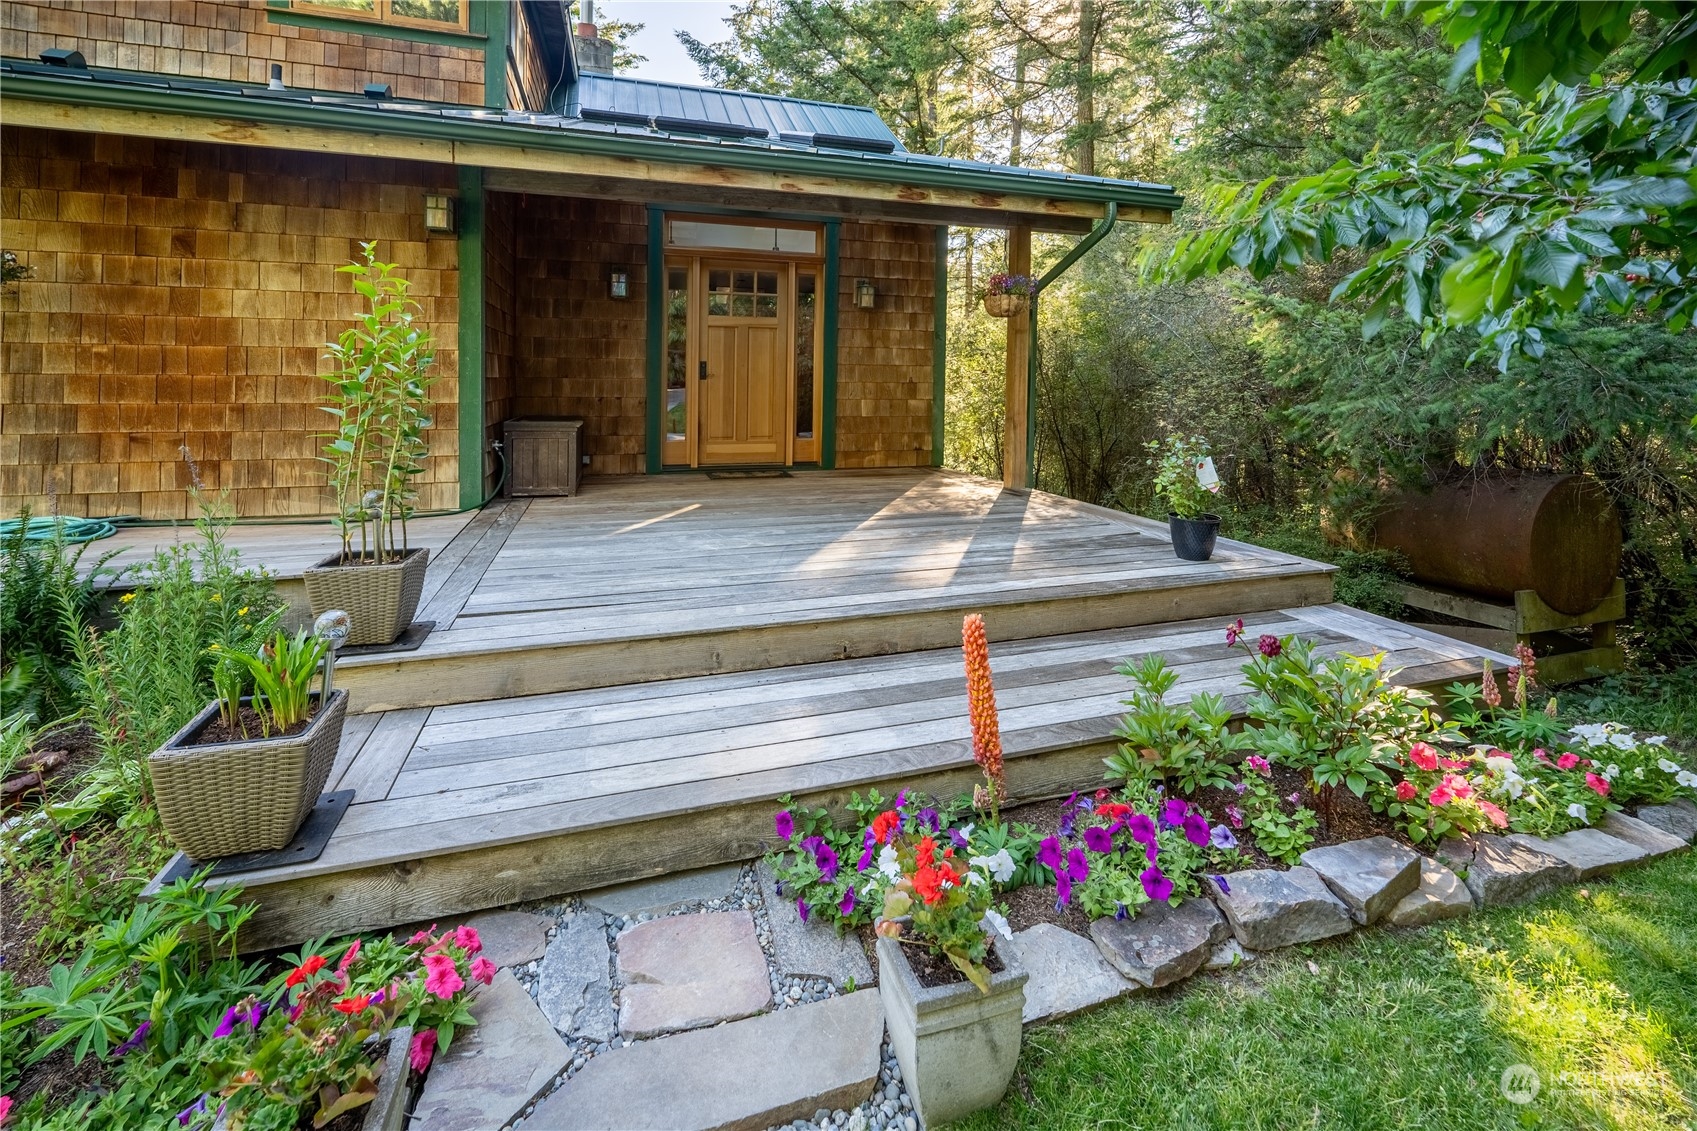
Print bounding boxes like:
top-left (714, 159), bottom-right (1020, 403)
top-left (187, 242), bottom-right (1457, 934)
top-left (665, 268), bottom-right (689, 442)
top-left (795, 273), bottom-right (817, 440)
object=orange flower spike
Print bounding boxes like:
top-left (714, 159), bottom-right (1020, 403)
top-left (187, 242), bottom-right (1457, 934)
top-left (961, 613), bottom-right (1005, 811)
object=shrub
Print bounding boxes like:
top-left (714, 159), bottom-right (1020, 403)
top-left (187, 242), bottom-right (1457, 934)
top-left (1107, 652), bottom-right (1250, 794)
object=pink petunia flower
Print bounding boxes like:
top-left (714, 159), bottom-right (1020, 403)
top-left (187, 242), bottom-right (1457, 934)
top-left (1477, 800), bottom-right (1509, 829)
top-left (1408, 743), bottom-right (1440, 772)
top-left (410, 1029), bottom-right (438, 1073)
top-left (470, 957), bottom-right (498, 986)
top-left (1585, 772), bottom-right (1610, 797)
top-left (454, 925), bottom-right (482, 954)
top-left (422, 952), bottom-right (465, 999)
top-left (337, 938), bottom-right (361, 974)
top-left (1556, 753), bottom-right (1581, 771)
top-left (406, 924), bottom-right (439, 947)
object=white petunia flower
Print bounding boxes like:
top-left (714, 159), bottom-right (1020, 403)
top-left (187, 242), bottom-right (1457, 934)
top-left (1605, 763), bottom-right (1620, 780)
top-left (1633, 767), bottom-right (1645, 778)
top-left (1658, 758), bottom-right (1682, 775)
top-left (1608, 732), bottom-right (1638, 750)
top-left (1646, 735), bottom-right (1668, 746)
top-left (979, 908), bottom-right (1014, 942)
top-left (1678, 770), bottom-right (1697, 790)
top-left (1570, 723), bottom-right (1607, 741)
top-left (966, 872), bottom-right (987, 886)
top-left (1567, 802), bottom-right (1592, 824)
top-left (877, 844), bottom-right (902, 881)
top-left (1486, 755), bottom-right (1517, 775)
top-left (971, 848), bottom-right (1016, 884)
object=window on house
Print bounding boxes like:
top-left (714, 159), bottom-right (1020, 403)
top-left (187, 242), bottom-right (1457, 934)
top-left (295, 0), bottom-right (469, 31)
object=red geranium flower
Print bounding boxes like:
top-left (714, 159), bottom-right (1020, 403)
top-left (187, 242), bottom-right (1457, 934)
top-left (332, 993), bottom-right (373, 1014)
top-left (285, 954), bottom-right (327, 988)
top-left (870, 811), bottom-right (901, 845)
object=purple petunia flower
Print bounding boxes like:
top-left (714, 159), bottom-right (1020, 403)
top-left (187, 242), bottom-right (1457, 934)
top-left (815, 843), bottom-right (840, 883)
top-left (1161, 799), bottom-right (1188, 828)
top-left (1058, 811), bottom-right (1077, 838)
top-left (1225, 804), bottom-right (1245, 829)
top-left (1127, 813), bottom-right (1158, 845)
top-left (1036, 835), bottom-right (1064, 872)
top-left (1232, 780), bottom-right (1248, 796)
top-left (839, 887), bottom-right (856, 916)
top-left (895, 789), bottom-right (910, 810)
top-left (918, 808), bottom-right (940, 833)
top-left (1145, 841), bottom-right (1160, 864)
top-left (1065, 846), bottom-right (1091, 883)
top-left (112, 1020), bottom-right (151, 1058)
top-left (1083, 825), bottom-right (1113, 853)
top-left (1212, 874), bottom-right (1231, 895)
top-left (797, 898), bottom-right (810, 923)
top-left (177, 1094), bottom-right (209, 1127)
top-left (1140, 866), bottom-right (1174, 902)
top-left (857, 827), bottom-right (877, 872)
top-left (774, 811), bottom-right (795, 841)
top-left (1181, 812), bottom-right (1210, 847)
top-left (948, 827), bottom-right (970, 851)
top-left (1210, 825), bottom-right (1238, 850)
top-left (1287, 792), bottom-right (1303, 806)
top-left (1054, 872), bottom-right (1073, 908)
top-left (1114, 903), bottom-right (1128, 921)
top-left (213, 1005), bottom-right (243, 1039)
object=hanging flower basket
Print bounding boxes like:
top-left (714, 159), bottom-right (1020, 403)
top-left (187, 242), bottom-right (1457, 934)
top-left (982, 292), bottom-right (1029, 318)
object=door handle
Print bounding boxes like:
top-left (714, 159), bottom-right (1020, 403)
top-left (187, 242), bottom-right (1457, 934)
top-left (699, 361), bottom-right (708, 381)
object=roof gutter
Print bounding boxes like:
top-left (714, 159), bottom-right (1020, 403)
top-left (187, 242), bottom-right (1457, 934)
top-left (1025, 200), bottom-right (1118, 483)
top-left (0, 70), bottom-right (1184, 212)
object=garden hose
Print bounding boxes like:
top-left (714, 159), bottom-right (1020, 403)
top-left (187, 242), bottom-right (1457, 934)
top-left (0, 515), bottom-right (131, 544)
top-left (6, 441), bottom-right (514, 542)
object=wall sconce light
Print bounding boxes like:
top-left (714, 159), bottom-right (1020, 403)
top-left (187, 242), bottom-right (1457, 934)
top-left (854, 279), bottom-right (875, 309)
top-left (609, 269), bottom-right (630, 299)
top-left (423, 194), bottom-right (455, 233)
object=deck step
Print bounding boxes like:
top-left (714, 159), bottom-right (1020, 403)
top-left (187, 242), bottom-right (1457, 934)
top-left (194, 604), bottom-right (1503, 951)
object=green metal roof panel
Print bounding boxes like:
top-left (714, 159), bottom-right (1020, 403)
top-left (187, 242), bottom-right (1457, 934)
top-left (571, 73), bottom-right (903, 150)
top-left (0, 61), bottom-right (1183, 212)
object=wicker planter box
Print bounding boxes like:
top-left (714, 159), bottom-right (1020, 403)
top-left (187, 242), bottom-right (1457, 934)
top-left (876, 936), bottom-right (1027, 1127)
top-left (982, 292), bottom-right (1030, 318)
top-left (303, 547), bottom-right (429, 647)
top-left (150, 689), bottom-right (349, 860)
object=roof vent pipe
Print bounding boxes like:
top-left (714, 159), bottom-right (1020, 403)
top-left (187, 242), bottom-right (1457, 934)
top-left (573, 0), bottom-right (615, 76)
top-left (268, 63), bottom-right (285, 91)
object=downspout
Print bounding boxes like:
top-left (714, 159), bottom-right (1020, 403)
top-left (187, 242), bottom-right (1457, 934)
top-left (1025, 200), bottom-right (1117, 486)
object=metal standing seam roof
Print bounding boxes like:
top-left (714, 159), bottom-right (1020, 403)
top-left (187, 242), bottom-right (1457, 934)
top-left (0, 59), bottom-right (1184, 211)
top-left (570, 73), bottom-right (904, 150)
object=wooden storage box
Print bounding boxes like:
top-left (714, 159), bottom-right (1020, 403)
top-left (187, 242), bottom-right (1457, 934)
top-left (504, 417), bottom-right (583, 497)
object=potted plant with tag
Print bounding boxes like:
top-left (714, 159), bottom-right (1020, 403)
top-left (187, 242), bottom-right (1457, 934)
top-left (305, 242), bottom-right (436, 647)
top-left (872, 811), bottom-right (1025, 1127)
top-left (150, 626), bottom-right (348, 860)
top-left (1148, 433), bottom-right (1222, 561)
top-left (981, 272), bottom-right (1036, 318)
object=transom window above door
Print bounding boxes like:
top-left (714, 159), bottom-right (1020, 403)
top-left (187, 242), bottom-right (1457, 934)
top-left (707, 269), bottom-right (780, 317)
top-left (667, 218), bottom-right (819, 256)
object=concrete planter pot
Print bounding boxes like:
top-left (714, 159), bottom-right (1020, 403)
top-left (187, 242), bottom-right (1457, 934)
top-left (876, 936), bottom-right (1027, 1128)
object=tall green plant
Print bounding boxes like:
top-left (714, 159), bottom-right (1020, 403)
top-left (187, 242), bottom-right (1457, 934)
top-left (1, 511), bottom-right (119, 722)
top-left (321, 242), bottom-right (437, 565)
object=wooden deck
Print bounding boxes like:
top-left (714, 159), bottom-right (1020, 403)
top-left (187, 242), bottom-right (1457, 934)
top-left (130, 470), bottom-right (1509, 950)
top-left (336, 469), bottom-right (1335, 710)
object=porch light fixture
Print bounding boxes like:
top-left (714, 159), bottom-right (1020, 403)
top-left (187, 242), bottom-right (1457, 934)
top-left (423, 194), bottom-right (455, 233)
top-left (609, 270), bottom-right (630, 299)
top-left (854, 279), bottom-right (876, 309)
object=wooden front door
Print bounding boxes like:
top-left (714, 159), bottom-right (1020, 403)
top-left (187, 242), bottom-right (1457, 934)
top-left (699, 264), bottom-right (788, 466)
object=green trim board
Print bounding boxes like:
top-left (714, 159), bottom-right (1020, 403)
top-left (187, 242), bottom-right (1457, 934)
top-left (265, 0), bottom-right (489, 49)
top-left (644, 205), bottom-right (665, 475)
top-left (481, 0), bottom-right (509, 109)
top-left (932, 226), bottom-right (948, 468)
top-left (0, 71), bottom-right (1183, 214)
top-left (456, 166), bottom-right (486, 510)
top-left (821, 221), bottom-right (840, 471)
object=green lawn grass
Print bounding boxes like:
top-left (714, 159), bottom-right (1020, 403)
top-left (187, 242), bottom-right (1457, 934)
top-left (953, 851), bottom-right (1697, 1131)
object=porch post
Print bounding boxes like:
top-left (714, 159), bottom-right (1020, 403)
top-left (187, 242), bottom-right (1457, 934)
top-left (1002, 224), bottom-right (1032, 489)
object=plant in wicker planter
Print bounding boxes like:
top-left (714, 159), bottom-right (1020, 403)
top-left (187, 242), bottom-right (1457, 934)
top-left (150, 627), bottom-right (348, 860)
top-left (306, 242), bottom-right (437, 647)
top-left (981, 272), bottom-right (1036, 317)
top-left (1148, 432), bottom-right (1222, 561)
top-left (872, 805), bottom-right (1025, 1127)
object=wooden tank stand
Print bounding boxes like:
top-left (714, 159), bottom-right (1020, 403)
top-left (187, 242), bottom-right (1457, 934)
top-left (1399, 579), bottom-right (1625, 686)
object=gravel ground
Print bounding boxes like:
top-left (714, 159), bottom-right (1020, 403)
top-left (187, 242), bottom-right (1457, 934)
top-left (504, 862), bottom-right (915, 1131)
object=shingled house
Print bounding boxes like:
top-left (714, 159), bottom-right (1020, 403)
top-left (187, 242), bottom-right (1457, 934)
top-left (1, 0), bottom-right (1181, 518)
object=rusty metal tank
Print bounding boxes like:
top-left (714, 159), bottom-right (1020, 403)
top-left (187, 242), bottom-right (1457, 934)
top-left (1372, 473), bottom-right (1621, 615)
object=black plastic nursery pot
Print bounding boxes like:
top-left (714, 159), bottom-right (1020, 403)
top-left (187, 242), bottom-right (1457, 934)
top-left (1169, 513), bottom-right (1221, 562)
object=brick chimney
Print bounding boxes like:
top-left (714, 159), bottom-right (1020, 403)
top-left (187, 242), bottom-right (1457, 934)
top-left (574, 0), bottom-right (616, 76)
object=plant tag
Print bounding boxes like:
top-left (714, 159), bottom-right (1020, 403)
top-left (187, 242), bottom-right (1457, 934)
top-left (1195, 456), bottom-right (1220, 492)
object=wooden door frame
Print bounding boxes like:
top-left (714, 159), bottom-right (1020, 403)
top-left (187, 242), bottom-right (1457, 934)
top-left (645, 206), bottom-right (839, 473)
